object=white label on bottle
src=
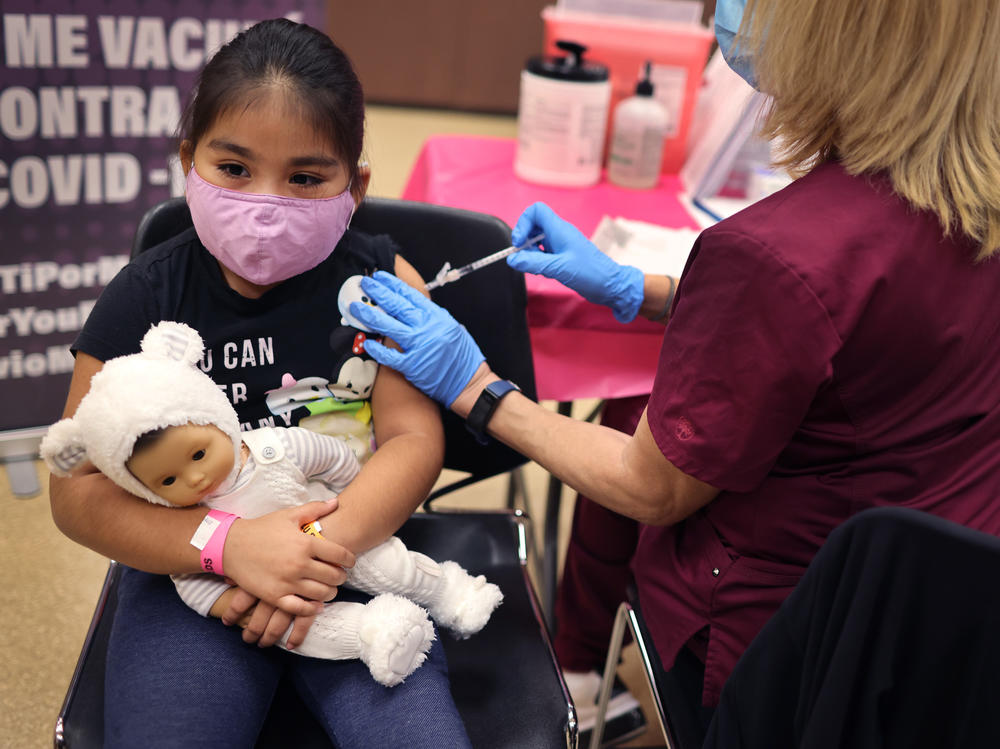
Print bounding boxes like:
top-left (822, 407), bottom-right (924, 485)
top-left (520, 93), bottom-right (606, 168)
top-left (609, 116), bottom-right (667, 187)
top-left (516, 72), bottom-right (610, 182)
top-left (649, 65), bottom-right (688, 138)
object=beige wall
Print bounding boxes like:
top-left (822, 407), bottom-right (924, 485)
top-left (327, 2), bottom-right (718, 114)
top-left (327, 0), bottom-right (550, 113)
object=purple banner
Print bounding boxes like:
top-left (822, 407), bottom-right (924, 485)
top-left (0, 0), bottom-right (323, 432)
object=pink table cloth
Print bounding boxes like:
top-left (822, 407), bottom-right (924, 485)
top-left (401, 135), bottom-right (701, 402)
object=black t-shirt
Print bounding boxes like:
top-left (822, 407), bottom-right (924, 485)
top-left (75, 227), bottom-right (397, 435)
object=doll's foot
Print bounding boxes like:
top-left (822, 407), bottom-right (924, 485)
top-left (358, 593), bottom-right (435, 687)
top-left (427, 561), bottom-right (503, 639)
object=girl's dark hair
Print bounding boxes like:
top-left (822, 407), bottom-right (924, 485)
top-left (179, 19), bottom-right (365, 186)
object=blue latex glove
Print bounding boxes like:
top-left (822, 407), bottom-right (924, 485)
top-left (348, 271), bottom-right (485, 407)
top-left (508, 202), bottom-right (645, 323)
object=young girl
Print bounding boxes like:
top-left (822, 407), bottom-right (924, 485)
top-left (48, 19), bottom-right (473, 747)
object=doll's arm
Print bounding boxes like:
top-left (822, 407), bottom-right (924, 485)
top-left (285, 426), bottom-right (362, 492)
top-left (208, 586), bottom-right (317, 649)
top-left (209, 587), bottom-right (251, 625)
top-left (173, 573), bottom-right (233, 617)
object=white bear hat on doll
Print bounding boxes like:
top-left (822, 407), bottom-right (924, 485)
top-left (40, 321), bottom-right (242, 507)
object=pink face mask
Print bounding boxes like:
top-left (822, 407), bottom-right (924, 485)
top-left (185, 167), bottom-right (355, 286)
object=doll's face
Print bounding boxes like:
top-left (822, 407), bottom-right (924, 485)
top-left (127, 424), bottom-right (235, 507)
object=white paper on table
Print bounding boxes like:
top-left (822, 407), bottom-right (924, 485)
top-left (590, 215), bottom-right (699, 277)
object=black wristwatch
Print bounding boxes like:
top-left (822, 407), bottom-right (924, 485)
top-left (465, 379), bottom-right (521, 445)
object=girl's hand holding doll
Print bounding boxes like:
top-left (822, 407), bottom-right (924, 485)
top-left (223, 501), bottom-right (356, 617)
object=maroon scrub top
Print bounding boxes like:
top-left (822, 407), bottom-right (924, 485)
top-left (637, 160), bottom-right (1000, 705)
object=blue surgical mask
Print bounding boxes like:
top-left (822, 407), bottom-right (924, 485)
top-left (715, 0), bottom-right (758, 89)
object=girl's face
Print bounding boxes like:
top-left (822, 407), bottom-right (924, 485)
top-left (181, 88), bottom-right (353, 201)
top-left (179, 87), bottom-right (368, 297)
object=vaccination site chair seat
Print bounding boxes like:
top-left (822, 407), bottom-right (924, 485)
top-left (54, 196), bottom-right (578, 749)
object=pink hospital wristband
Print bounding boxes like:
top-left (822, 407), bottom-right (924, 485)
top-left (190, 509), bottom-right (239, 575)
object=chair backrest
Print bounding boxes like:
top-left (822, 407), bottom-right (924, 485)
top-left (130, 197), bottom-right (192, 258)
top-left (705, 507), bottom-right (1000, 748)
top-left (131, 196), bottom-right (537, 493)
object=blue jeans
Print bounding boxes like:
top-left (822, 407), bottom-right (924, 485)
top-left (105, 568), bottom-right (471, 748)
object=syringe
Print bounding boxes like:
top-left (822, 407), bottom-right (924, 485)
top-left (425, 233), bottom-right (546, 291)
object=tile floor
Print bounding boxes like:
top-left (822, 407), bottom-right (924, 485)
top-left (0, 104), bottom-right (661, 748)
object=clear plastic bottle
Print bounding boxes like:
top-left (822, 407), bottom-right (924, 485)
top-left (515, 40), bottom-right (611, 188)
top-left (608, 61), bottom-right (669, 189)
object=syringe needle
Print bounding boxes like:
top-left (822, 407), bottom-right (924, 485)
top-left (425, 233), bottom-right (545, 291)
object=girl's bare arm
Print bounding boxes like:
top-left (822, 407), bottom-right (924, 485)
top-left (313, 255), bottom-right (446, 553)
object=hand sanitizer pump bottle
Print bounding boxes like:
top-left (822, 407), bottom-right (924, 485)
top-left (515, 40), bottom-right (612, 187)
top-left (608, 61), bottom-right (669, 189)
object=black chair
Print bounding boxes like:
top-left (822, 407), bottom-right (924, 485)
top-left (55, 197), bottom-right (577, 749)
top-left (704, 507), bottom-right (1000, 749)
top-left (594, 507), bottom-right (1000, 749)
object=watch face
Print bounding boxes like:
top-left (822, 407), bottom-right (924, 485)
top-left (487, 380), bottom-right (519, 397)
top-left (467, 380), bottom-right (518, 444)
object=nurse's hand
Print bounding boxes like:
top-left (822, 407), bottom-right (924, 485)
top-left (509, 202), bottom-right (645, 323)
top-left (350, 271), bottom-right (485, 406)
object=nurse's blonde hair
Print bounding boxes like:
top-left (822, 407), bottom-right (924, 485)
top-left (738, 0), bottom-right (1000, 258)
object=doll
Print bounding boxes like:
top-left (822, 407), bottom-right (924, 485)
top-left (41, 321), bottom-right (502, 687)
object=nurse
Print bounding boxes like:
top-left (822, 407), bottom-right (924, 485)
top-left (352, 0), bottom-right (1000, 736)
